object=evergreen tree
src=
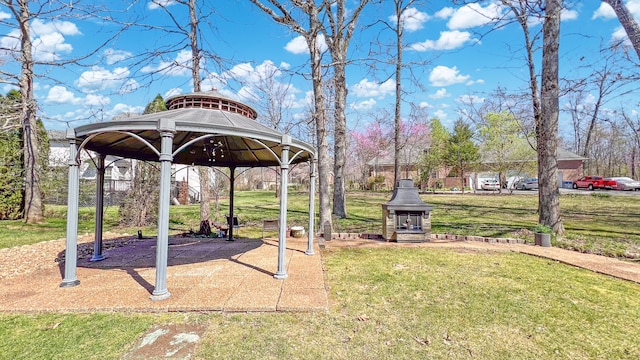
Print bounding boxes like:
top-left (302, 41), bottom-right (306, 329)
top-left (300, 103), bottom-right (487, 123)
top-left (445, 119), bottom-right (480, 194)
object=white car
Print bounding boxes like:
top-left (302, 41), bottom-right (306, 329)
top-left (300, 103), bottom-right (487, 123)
top-left (481, 179), bottom-right (500, 190)
top-left (605, 177), bottom-right (640, 191)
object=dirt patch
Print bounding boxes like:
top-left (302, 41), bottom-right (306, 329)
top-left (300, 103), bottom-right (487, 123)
top-left (122, 323), bottom-right (206, 359)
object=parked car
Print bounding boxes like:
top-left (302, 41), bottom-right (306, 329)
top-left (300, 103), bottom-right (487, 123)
top-left (572, 176), bottom-right (606, 190)
top-left (481, 179), bottom-right (500, 190)
top-left (515, 178), bottom-right (538, 190)
top-left (604, 177), bottom-right (640, 191)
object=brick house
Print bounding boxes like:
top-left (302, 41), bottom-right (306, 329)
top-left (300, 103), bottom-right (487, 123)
top-left (366, 147), bottom-right (587, 190)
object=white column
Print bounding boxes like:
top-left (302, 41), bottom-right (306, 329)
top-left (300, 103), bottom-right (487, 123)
top-left (306, 159), bottom-right (317, 255)
top-left (60, 129), bottom-right (80, 288)
top-left (151, 119), bottom-right (175, 301)
top-left (274, 136), bottom-right (291, 279)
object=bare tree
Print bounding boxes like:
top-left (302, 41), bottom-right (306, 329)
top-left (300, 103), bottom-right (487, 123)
top-left (539, 0), bottom-right (564, 234)
top-left (146, 0), bottom-right (216, 234)
top-left (323, 0), bottom-right (372, 218)
top-left (563, 49), bottom-right (640, 167)
top-left (249, 0), bottom-right (333, 233)
top-left (1, 1), bottom-right (118, 223)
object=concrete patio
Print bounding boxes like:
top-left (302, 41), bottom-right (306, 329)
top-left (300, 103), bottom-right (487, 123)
top-left (0, 236), bottom-right (327, 313)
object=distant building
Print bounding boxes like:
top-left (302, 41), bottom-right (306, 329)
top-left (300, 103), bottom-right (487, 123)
top-left (365, 146), bottom-right (587, 190)
top-left (48, 130), bottom-right (211, 204)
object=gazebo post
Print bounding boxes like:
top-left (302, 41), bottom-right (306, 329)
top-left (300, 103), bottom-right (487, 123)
top-left (274, 135), bottom-right (291, 279)
top-left (90, 153), bottom-right (106, 262)
top-left (60, 129), bottom-right (81, 288)
top-left (151, 119), bottom-right (175, 301)
top-left (227, 166), bottom-right (236, 241)
top-left (306, 158), bottom-right (316, 256)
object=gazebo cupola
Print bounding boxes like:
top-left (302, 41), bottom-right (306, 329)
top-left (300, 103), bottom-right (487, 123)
top-left (166, 88), bottom-right (258, 120)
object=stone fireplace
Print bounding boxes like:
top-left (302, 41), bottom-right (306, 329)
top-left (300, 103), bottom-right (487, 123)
top-left (382, 179), bottom-right (433, 243)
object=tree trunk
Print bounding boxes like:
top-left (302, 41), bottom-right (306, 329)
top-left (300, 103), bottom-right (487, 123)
top-left (393, 2), bottom-right (403, 187)
top-left (310, 30), bottom-right (332, 234)
top-left (332, 56), bottom-right (347, 218)
top-left (198, 166), bottom-right (211, 235)
top-left (18, 0), bottom-right (43, 223)
top-left (538, 0), bottom-right (564, 235)
top-left (602, 0), bottom-right (640, 60)
top-left (188, 0), bottom-right (210, 234)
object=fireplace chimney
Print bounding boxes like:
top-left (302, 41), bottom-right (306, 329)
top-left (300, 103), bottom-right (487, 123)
top-left (382, 179), bottom-right (433, 242)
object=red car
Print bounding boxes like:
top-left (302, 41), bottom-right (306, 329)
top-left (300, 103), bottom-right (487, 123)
top-left (572, 176), bottom-right (605, 190)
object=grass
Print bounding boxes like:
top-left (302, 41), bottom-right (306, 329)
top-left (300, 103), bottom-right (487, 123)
top-left (2, 190), bottom-right (640, 258)
top-left (1, 248), bottom-right (638, 359)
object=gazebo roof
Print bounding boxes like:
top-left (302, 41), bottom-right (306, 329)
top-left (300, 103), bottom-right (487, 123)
top-left (70, 90), bottom-right (315, 167)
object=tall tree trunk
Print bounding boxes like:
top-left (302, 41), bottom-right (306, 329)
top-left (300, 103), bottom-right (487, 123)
top-left (393, 1), bottom-right (403, 187)
top-left (602, 0), bottom-right (640, 60)
top-left (327, 0), bottom-right (370, 219)
top-left (539, 0), bottom-right (564, 235)
top-left (332, 55), bottom-right (347, 218)
top-left (187, 0), bottom-right (211, 234)
top-left (309, 14), bottom-right (332, 234)
top-left (18, 0), bottom-right (43, 223)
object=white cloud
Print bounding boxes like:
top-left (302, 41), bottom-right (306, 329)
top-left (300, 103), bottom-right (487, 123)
top-left (561, 9), bottom-right (578, 21)
top-left (429, 88), bottom-right (449, 99)
top-left (456, 94), bottom-right (485, 105)
top-left (593, 2), bottom-right (616, 19)
top-left (84, 94), bottom-right (111, 106)
top-left (389, 7), bottom-right (430, 32)
top-left (594, 0), bottom-right (640, 20)
top-left (104, 48), bottom-right (132, 65)
top-left (2, 84), bottom-right (17, 93)
top-left (76, 66), bottom-right (131, 93)
top-left (351, 78), bottom-right (395, 98)
top-left (31, 19), bottom-right (80, 37)
top-left (201, 74), bottom-right (227, 92)
top-left (0, 11), bottom-right (10, 20)
top-left (32, 32), bottom-right (73, 61)
top-left (111, 103), bottom-right (144, 116)
top-left (428, 66), bottom-right (471, 86)
top-left (163, 88), bottom-right (182, 99)
top-left (435, 7), bottom-right (454, 19)
top-left (45, 86), bottom-right (111, 107)
top-left (280, 61), bottom-right (291, 70)
top-left (350, 98), bottom-right (377, 111)
top-left (141, 49), bottom-right (193, 76)
top-left (1, 19), bottom-right (80, 62)
top-left (447, 2), bottom-right (503, 30)
top-left (433, 109), bottom-right (448, 119)
top-left (612, 26), bottom-right (632, 46)
top-left (224, 62), bottom-right (256, 81)
top-left (419, 101), bottom-right (431, 109)
top-left (46, 86), bottom-right (80, 104)
top-left (148, 0), bottom-right (177, 10)
top-left (0, 29), bottom-right (19, 55)
top-left (284, 34), bottom-right (327, 54)
top-left (409, 30), bottom-right (475, 51)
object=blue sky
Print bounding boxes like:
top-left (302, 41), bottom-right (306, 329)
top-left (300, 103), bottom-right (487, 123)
top-left (1, 0), bottom-right (638, 140)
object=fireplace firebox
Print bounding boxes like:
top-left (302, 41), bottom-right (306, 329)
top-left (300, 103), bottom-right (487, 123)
top-left (382, 179), bottom-right (433, 242)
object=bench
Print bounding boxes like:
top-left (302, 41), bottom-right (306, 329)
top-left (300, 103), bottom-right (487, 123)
top-left (262, 219), bottom-right (279, 238)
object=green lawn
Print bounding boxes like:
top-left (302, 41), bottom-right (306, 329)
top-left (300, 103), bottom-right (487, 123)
top-left (1, 247), bottom-right (638, 359)
top-left (1, 191), bottom-right (639, 358)
top-left (3, 190), bottom-right (638, 259)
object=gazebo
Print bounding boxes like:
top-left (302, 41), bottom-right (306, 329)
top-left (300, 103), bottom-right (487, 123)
top-left (60, 90), bottom-right (317, 300)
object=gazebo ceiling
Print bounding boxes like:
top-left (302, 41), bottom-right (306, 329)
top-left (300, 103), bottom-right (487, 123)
top-left (71, 94), bottom-right (315, 167)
